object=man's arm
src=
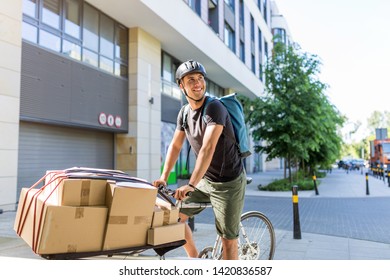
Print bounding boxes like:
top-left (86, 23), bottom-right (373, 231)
top-left (175, 124), bottom-right (223, 199)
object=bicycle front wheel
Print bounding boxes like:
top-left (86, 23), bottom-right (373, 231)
top-left (238, 211), bottom-right (275, 260)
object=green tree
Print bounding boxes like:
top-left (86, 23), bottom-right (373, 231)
top-left (367, 110), bottom-right (390, 135)
top-left (242, 42), bottom-right (344, 182)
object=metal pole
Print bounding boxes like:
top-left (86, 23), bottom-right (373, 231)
top-left (366, 172), bottom-right (370, 195)
top-left (387, 171), bottom-right (390, 188)
top-left (312, 174), bottom-right (319, 195)
top-left (292, 185), bottom-right (301, 239)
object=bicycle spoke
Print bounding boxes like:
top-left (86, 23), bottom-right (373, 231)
top-left (239, 211), bottom-right (275, 260)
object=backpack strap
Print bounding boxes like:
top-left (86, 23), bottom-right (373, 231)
top-left (180, 104), bottom-right (191, 171)
top-left (202, 96), bottom-right (237, 146)
top-left (181, 104), bottom-right (190, 130)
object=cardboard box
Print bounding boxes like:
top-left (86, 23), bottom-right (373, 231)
top-left (14, 188), bottom-right (41, 244)
top-left (37, 205), bottom-right (107, 254)
top-left (103, 182), bottom-right (157, 250)
top-left (43, 178), bottom-right (107, 206)
top-left (151, 206), bottom-right (164, 228)
top-left (155, 197), bottom-right (175, 210)
top-left (155, 197), bottom-right (180, 225)
top-left (162, 207), bottom-right (180, 225)
top-left (147, 223), bottom-right (185, 245)
top-left (14, 188), bottom-right (108, 255)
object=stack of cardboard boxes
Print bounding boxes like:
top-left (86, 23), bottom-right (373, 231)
top-left (14, 171), bottom-right (185, 256)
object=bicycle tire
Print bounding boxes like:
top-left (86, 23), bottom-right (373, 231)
top-left (212, 211), bottom-right (275, 260)
top-left (238, 211), bottom-right (275, 260)
top-left (197, 246), bottom-right (214, 259)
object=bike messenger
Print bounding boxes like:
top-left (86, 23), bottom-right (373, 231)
top-left (153, 60), bottom-right (247, 260)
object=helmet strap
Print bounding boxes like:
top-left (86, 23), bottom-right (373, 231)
top-left (183, 88), bottom-right (205, 103)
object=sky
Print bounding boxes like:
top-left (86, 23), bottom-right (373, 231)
top-left (274, 0), bottom-right (390, 137)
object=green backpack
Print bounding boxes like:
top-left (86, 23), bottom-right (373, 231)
top-left (182, 93), bottom-right (251, 158)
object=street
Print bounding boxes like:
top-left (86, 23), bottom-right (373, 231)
top-left (2, 168), bottom-right (390, 260)
top-left (194, 169), bottom-right (390, 244)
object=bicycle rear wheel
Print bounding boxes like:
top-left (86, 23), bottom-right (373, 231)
top-left (238, 211), bottom-right (275, 260)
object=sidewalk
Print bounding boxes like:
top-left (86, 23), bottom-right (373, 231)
top-left (162, 168), bottom-right (390, 260)
top-left (1, 168), bottom-right (390, 260)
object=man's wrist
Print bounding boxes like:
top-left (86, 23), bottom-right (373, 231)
top-left (188, 183), bottom-right (196, 189)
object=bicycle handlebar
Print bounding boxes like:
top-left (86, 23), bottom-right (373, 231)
top-left (157, 185), bottom-right (192, 198)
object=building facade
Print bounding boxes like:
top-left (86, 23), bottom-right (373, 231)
top-left (0, 0), bottom-right (292, 211)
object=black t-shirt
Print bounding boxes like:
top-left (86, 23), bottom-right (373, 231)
top-left (177, 97), bottom-right (243, 182)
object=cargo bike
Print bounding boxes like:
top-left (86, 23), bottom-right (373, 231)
top-left (15, 167), bottom-right (275, 260)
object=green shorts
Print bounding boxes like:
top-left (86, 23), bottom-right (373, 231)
top-left (180, 170), bottom-right (246, 240)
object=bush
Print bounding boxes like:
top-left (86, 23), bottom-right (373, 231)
top-left (258, 172), bottom-right (322, 191)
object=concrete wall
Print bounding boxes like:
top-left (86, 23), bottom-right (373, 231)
top-left (116, 28), bottom-right (161, 183)
top-left (0, 0), bottom-right (22, 210)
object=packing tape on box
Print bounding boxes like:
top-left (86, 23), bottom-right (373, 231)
top-left (134, 216), bottom-right (152, 225)
top-left (67, 244), bottom-right (77, 253)
top-left (80, 181), bottom-right (91, 205)
top-left (74, 208), bottom-right (84, 219)
top-left (108, 216), bottom-right (128, 225)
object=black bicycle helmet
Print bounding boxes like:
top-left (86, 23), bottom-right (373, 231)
top-left (175, 60), bottom-right (207, 85)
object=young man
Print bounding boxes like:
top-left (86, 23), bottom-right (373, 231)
top-left (153, 60), bottom-right (246, 260)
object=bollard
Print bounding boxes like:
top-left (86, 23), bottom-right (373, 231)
top-left (365, 172), bottom-right (370, 195)
top-left (387, 171), bottom-right (390, 188)
top-left (292, 185), bottom-right (302, 239)
top-left (312, 174), bottom-right (319, 195)
top-left (188, 216), bottom-right (195, 232)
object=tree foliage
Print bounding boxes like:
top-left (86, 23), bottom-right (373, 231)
top-left (242, 42), bottom-right (344, 182)
top-left (367, 110), bottom-right (390, 135)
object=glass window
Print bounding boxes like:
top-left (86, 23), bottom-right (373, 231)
top-left (259, 63), bottom-right (263, 81)
top-left (22, 21), bottom-right (38, 43)
top-left (23, 0), bottom-right (37, 18)
top-left (64, 0), bottom-right (80, 38)
top-left (383, 143), bottom-right (390, 153)
top-left (39, 29), bottom-right (61, 51)
top-left (207, 80), bottom-right (224, 97)
top-left (189, 0), bottom-right (201, 16)
top-left (240, 41), bottom-right (245, 62)
top-left (115, 25), bottom-right (128, 61)
top-left (100, 55), bottom-right (114, 73)
top-left (224, 0), bottom-right (235, 11)
top-left (83, 48), bottom-right (98, 67)
top-left (62, 39), bottom-right (81, 60)
top-left (273, 28), bottom-right (286, 44)
top-left (115, 62), bottom-right (128, 78)
top-left (100, 14), bottom-right (114, 59)
top-left (162, 53), bottom-right (173, 82)
top-left (258, 28), bottom-right (262, 53)
top-left (22, 0), bottom-right (128, 78)
top-left (239, 0), bottom-right (244, 25)
top-left (224, 23), bottom-right (235, 52)
top-left (42, 0), bottom-right (60, 29)
top-left (83, 3), bottom-right (99, 52)
top-left (251, 54), bottom-right (255, 73)
top-left (250, 16), bottom-right (255, 41)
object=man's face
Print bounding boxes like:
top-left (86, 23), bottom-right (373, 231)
top-left (180, 73), bottom-right (206, 99)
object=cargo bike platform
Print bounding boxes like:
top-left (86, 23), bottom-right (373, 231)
top-left (14, 167), bottom-right (186, 260)
top-left (39, 239), bottom-right (186, 260)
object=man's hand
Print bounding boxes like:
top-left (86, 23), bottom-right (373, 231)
top-left (174, 185), bottom-right (194, 200)
top-left (153, 179), bottom-right (166, 188)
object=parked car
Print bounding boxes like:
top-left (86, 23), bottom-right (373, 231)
top-left (351, 159), bottom-right (365, 170)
